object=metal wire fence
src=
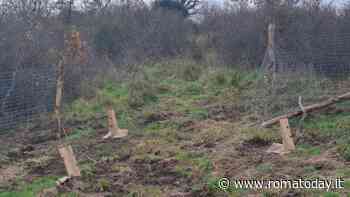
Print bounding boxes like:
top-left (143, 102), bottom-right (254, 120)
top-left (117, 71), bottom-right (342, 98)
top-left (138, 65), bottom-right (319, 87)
top-left (0, 65), bottom-right (57, 131)
top-left (259, 22), bottom-right (350, 121)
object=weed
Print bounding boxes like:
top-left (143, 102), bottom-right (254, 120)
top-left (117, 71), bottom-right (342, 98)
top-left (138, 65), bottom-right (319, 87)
top-left (303, 166), bottom-right (318, 174)
top-left (174, 165), bottom-right (192, 178)
top-left (229, 71), bottom-right (243, 88)
top-left (336, 139), bottom-right (350, 161)
top-left (179, 81), bottom-right (202, 96)
top-left (188, 108), bottom-right (208, 120)
top-left (97, 178), bottom-right (111, 191)
top-left (256, 163), bottom-right (273, 173)
top-left (80, 163), bottom-right (97, 181)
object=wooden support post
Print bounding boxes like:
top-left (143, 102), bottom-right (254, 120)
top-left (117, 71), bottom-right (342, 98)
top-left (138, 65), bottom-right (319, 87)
top-left (279, 118), bottom-right (295, 152)
top-left (262, 23), bottom-right (277, 85)
top-left (58, 145), bottom-right (81, 177)
top-left (266, 118), bottom-right (295, 155)
top-left (55, 59), bottom-right (64, 137)
top-left (103, 106), bottom-right (128, 139)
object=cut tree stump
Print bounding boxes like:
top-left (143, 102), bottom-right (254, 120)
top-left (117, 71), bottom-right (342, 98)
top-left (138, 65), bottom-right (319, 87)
top-left (266, 118), bottom-right (295, 155)
top-left (279, 118), bottom-right (295, 152)
top-left (266, 143), bottom-right (285, 154)
top-left (261, 92), bottom-right (350, 127)
top-left (58, 145), bottom-right (81, 177)
top-left (103, 107), bottom-right (128, 139)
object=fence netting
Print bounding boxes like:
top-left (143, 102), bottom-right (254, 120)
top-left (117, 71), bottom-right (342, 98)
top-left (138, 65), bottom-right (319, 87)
top-left (259, 19), bottom-right (350, 121)
top-left (0, 65), bottom-right (57, 130)
top-left (2, 18), bottom-right (350, 130)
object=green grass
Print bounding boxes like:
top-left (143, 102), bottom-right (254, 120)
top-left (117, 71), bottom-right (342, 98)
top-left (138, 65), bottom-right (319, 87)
top-left (65, 127), bottom-right (95, 141)
top-left (336, 168), bottom-right (350, 178)
top-left (0, 177), bottom-right (58, 197)
top-left (175, 151), bottom-right (213, 174)
top-left (297, 144), bottom-right (322, 156)
top-left (322, 192), bottom-right (340, 197)
top-left (301, 113), bottom-right (350, 161)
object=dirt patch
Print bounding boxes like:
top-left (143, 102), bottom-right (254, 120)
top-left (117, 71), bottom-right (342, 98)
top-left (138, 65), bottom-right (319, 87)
top-left (143, 111), bottom-right (182, 124)
top-left (206, 104), bottom-right (241, 121)
top-left (0, 165), bottom-right (23, 185)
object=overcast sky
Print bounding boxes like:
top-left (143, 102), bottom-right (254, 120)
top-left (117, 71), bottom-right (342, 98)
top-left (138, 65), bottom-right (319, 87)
top-left (186, 0), bottom-right (349, 9)
top-left (202, 0), bottom-right (349, 7)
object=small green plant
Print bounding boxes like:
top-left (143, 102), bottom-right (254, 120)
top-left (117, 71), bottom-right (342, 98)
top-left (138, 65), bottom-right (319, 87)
top-left (303, 166), bottom-right (318, 173)
top-left (97, 178), bottom-right (111, 191)
top-left (337, 143), bottom-right (350, 161)
top-left (174, 165), bottom-right (193, 178)
top-left (256, 163), bottom-right (273, 173)
top-left (211, 72), bottom-right (227, 86)
top-left (181, 82), bottom-right (202, 96)
top-left (80, 163), bottom-right (97, 181)
top-left (229, 71), bottom-right (243, 88)
top-left (188, 108), bottom-right (209, 120)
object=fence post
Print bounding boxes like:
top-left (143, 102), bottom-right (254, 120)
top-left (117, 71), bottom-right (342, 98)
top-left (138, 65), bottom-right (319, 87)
top-left (55, 30), bottom-right (81, 178)
top-left (55, 59), bottom-right (64, 138)
top-left (262, 23), bottom-right (277, 84)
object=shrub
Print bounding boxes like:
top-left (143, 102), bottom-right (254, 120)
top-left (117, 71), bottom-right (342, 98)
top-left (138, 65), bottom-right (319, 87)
top-left (128, 79), bottom-right (158, 108)
top-left (210, 72), bottom-right (227, 86)
top-left (181, 82), bottom-right (202, 96)
top-left (337, 143), bottom-right (350, 161)
top-left (179, 64), bottom-right (202, 81)
top-left (229, 71), bottom-right (243, 88)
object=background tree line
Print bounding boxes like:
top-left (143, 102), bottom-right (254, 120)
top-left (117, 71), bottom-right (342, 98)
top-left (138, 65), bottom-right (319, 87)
top-left (1, 0), bottom-right (350, 72)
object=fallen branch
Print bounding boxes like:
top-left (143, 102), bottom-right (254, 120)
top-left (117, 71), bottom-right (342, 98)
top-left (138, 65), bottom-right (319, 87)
top-left (261, 92), bottom-right (350, 128)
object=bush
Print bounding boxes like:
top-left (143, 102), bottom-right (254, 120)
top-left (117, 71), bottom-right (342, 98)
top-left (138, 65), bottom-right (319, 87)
top-left (337, 142), bottom-right (350, 161)
top-left (128, 79), bottom-right (158, 108)
top-left (181, 82), bottom-right (202, 96)
top-left (178, 63), bottom-right (202, 81)
top-left (229, 71), bottom-right (243, 88)
top-left (211, 72), bottom-right (227, 86)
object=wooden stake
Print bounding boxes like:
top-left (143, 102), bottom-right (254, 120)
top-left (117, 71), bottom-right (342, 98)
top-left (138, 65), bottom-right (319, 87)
top-left (103, 106), bottom-right (128, 139)
top-left (58, 145), bottom-right (81, 177)
top-left (55, 59), bottom-right (64, 138)
top-left (279, 118), bottom-right (295, 152)
top-left (262, 23), bottom-right (277, 84)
